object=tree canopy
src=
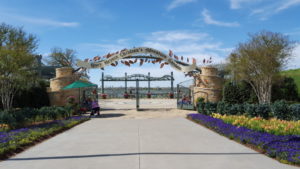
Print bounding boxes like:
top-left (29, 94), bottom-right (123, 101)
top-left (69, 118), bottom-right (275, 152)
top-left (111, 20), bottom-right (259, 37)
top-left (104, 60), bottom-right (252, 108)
top-left (46, 47), bottom-right (77, 68)
top-left (227, 31), bottom-right (295, 104)
top-left (0, 23), bottom-right (38, 110)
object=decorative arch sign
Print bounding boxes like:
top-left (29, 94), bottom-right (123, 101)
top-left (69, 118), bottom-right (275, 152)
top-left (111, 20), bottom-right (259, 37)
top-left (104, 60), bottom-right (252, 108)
top-left (76, 47), bottom-right (197, 73)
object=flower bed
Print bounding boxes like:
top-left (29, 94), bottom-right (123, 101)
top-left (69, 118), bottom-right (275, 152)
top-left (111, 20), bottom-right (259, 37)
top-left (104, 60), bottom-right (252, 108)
top-left (0, 116), bottom-right (89, 160)
top-left (212, 113), bottom-right (300, 136)
top-left (187, 113), bottom-right (300, 165)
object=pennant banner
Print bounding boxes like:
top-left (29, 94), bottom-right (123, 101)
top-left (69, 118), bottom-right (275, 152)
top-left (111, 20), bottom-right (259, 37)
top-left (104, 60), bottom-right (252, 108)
top-left (76, 47), bottom-right (197, 72)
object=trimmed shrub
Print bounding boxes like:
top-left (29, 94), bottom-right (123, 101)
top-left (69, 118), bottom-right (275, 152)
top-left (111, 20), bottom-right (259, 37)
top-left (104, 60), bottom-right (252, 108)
top-left (272, 100), bottom-right (290, 120)
top-left (228, 104), bottom-right (244, 115)
top-left (256, 104), bottom-right (271, 119)
top-left (0, 106), bottom-right (70, 129)
top-left (289, 104), bottom-right (300, 121)
top-left (204, 102), bottom-right (217, 115)
top-left (217, 101), bottom-right (226, 115)
top-left (245, 104), bottom-right (257, 117)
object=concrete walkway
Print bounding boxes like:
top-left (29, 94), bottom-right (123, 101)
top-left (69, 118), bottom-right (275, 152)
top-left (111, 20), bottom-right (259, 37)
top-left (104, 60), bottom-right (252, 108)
top-left (0, 117), bottom-right (297, 169)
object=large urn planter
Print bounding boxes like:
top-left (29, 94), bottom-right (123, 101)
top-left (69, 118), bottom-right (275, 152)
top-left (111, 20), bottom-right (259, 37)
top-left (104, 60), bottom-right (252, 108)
top-left (101, 93), bottom-right (107, 99)
top-left (124, 93), bottom-right (129, 99)
top-left (147, 93), bottom-right (151, 98)
top-left (169, 92), bottom-right (174, 99)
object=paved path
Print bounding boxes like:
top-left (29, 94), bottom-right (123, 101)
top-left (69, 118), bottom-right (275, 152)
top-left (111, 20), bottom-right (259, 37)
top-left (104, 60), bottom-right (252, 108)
top-left (0, 117), bottom-right (297, 169)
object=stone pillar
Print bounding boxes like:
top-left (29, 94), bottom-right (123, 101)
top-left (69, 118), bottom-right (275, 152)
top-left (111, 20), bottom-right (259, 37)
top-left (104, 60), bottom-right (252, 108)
top-left (48, 67), bottom-right (80, 106)
top-left (193, 66), bottom-right (223, 105)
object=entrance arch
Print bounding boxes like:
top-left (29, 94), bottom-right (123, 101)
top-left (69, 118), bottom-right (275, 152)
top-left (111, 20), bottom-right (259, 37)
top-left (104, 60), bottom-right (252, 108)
top-left (76, 47), bottom-right (201, 110)
top-left (76, 47), bottom-right (199, 72)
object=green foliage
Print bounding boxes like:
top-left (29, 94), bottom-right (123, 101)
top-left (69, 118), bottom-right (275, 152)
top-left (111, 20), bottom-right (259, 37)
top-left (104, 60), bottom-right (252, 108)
top-left (0, 117), bottom-right (89, 158)
top-left (243, 104), bottom-right (271, 119)
top-left (272, 76), bottom-right (299, 102)
top-left (289, 104), bottom-right (300, 121)
top-left (281, 68), bottom-right (300, 96)
top-left (223, 81), bottom-right (258, 104)
top-left (255, 104), bottom-right (271, 119)
top-left (13, 80), bottom-right (50, 108)
top-left (227, 31), bottom-right (295, 104)
top-left (217, 101), bottom-right (226, 115)
top-left (0, 106), bottom-right (70, 129)
top-left (272, 100), bottom-right (290, 120)
top-left (204, 102), bottom-right (217, 115)
top-left (197, 97), bottom-right (205, 114)
top-left (228, 104), bottom-right (245, 115)
top-left (196, 97), bottom-right (217, 115)
top-left (0, 23), bottom-right (38, 110)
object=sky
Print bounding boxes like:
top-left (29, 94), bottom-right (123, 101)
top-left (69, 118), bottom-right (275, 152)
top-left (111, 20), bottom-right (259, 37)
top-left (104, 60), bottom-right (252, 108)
top-left (1, 0), bottom-right (300, 87)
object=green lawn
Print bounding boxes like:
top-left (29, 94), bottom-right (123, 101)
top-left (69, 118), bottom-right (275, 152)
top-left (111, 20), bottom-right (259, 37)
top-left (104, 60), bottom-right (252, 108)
top-left (281, 68), bottom-right (300, 95)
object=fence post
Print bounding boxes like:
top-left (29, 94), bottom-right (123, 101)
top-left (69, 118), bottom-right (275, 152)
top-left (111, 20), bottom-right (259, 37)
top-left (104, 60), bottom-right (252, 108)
top-left (136, 79), bottom-right (140, 111)
top-left (177, 84), bottom-right (180, 109)
top-left (101, 72), bottom-right (104, 94)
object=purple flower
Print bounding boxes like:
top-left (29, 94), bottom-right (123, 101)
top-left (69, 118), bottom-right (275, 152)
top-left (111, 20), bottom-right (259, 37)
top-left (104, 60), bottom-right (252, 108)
top-left (188, 113), bottom-right (300, 164)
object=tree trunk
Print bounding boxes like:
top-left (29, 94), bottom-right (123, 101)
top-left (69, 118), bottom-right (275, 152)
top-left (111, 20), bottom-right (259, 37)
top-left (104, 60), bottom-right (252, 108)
top-left (0, 78), bottom-right (17, 110)
top-left (248, 77), bottom-right (272, 104)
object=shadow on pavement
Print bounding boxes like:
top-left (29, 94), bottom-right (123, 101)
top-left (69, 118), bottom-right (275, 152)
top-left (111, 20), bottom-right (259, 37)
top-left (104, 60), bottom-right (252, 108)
top-left (7, 152), bottom-right (260, 161)
top-left (90, 113), bottom-right (125, 118)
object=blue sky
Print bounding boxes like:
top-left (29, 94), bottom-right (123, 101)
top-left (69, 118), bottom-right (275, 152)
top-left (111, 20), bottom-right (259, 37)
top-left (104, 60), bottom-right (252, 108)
top-left (1, 0), bottom-right (300, 87)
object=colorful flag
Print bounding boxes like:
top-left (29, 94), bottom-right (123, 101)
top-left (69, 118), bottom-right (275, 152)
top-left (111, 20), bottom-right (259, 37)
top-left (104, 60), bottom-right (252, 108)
top-left (174, 55), bottom-right (179, 60)
top-left (169, 50), bottom-right (173, 57)
top-left (140, 59), bottom-right (144, 66)
top-left (193, 58), bottom-right (197, 64)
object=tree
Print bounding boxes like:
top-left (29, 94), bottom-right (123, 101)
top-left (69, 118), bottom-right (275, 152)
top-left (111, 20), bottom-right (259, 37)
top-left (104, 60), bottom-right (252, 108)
top-left (227, 31), bottom-right (295, 104)
top-left (47, 47), bottom-right (77, 67)
top-left (0, 23), bottom-right (38, 110)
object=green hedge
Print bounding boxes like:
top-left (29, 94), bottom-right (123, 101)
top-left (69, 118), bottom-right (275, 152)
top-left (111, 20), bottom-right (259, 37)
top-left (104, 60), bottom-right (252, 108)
top-left (0, 106), bottom-right (71, 129)
top-left (198, 99), bottom-right (300, 121)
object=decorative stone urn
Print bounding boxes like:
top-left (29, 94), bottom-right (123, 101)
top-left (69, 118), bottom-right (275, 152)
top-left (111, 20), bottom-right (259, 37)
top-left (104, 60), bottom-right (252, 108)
top-left (193, 66), bottom-right (223, 105)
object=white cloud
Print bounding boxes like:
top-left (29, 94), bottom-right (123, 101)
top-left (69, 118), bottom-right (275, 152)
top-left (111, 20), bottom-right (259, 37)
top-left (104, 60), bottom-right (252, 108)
top-left (288, 43), bottom-right (300, 69)
top-left (276, 0), bottom-right (300, 12)
top-left (146, 30), bottom-right (209, 42)
top-left (0, 11), bottom-right (79, 28)
top-left (167, 0), bottom-right (197, 11)
top-left (201, 9), bottom-right (240, 27)
top-left (75, 0), bottom-right (115, 20)
top-left (142, 30), bottom-right (231, 65)
top-left (250, 0), bottom-right (300, 20)
top-left (230, 0), bottom-right (261, 9)
top-left (17, 16), bottom-right (79, 27)
top-left (79, 38), bottom-right (130, 53)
